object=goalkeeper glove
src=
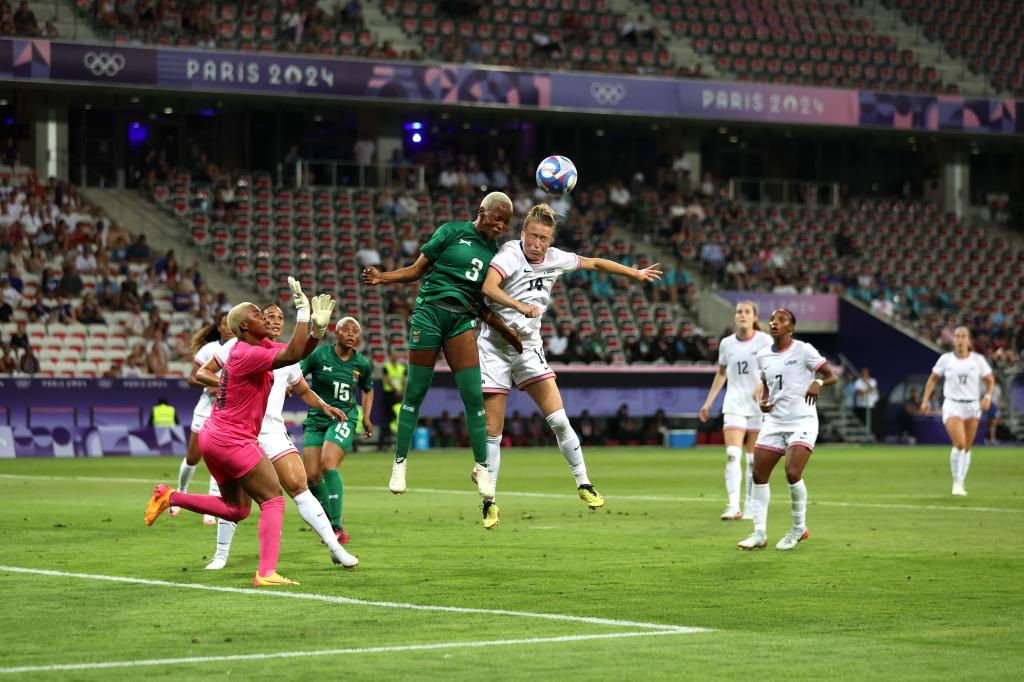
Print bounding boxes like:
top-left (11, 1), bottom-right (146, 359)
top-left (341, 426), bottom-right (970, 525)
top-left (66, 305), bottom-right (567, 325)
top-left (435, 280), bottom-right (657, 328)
top-left (288, 276), bottom-right (310, 322)
top-left (310, 293), bottom-right (336, 339)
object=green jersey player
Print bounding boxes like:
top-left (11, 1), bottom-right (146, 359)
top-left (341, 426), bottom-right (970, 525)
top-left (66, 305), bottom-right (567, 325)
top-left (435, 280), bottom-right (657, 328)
top-left (361, 192), bottom-right (536, 504)
top-left (300, 316), bottom-right (374, 543)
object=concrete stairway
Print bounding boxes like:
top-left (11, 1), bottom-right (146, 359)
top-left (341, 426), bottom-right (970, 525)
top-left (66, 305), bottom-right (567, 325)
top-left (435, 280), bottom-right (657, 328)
top-left (364, 2), bottom-right (420, 54)
top-left (29, 0), bottom-right (101, 43)
top-left (606, 0), bottom-right (721, 78)
top-left (80, 187), bottom-right (263, 308)
top-left (848, 0), bottom-right (996, 97)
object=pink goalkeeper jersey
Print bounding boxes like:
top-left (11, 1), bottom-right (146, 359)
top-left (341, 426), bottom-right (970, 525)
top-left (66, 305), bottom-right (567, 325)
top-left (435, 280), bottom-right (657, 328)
top-left (205, 338), bottom-right (282, 442)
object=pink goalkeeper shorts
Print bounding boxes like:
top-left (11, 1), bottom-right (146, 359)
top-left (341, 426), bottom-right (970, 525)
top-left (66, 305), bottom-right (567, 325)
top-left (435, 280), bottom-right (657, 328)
top-left (198, 429), bottom-right (266, 485)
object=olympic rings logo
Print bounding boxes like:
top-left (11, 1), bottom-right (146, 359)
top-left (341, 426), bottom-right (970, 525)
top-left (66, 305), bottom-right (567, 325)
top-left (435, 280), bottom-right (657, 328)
top-left (83, 51), bottom-right (126, 76)
top-left (589, 81), bottom-right (626, 106)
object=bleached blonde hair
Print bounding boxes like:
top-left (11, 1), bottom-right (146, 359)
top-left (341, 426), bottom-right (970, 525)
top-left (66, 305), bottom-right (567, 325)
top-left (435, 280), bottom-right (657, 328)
top-left (337, 316), bottom-right (361, 332)
top-left (226, 302), bottom-right (257, 337)
top-left (480, 191), bottom-right (513, 213)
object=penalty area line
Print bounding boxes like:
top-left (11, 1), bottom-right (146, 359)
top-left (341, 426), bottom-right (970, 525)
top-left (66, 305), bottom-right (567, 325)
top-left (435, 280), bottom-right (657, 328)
top-left (0, 630), bottom-right (692, 674)
top-left (0, 566), bottom-right (706, 635)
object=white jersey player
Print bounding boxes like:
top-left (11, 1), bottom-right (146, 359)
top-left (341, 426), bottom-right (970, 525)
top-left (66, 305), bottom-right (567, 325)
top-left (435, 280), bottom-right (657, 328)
top-left (172, 312), bottom-right (233, 520)
top-left (699, 301), bottom-right (773, 521)
top-left (737, 308), bottom-right (836, 552)
top-left (195, 303), bottom-right (358, 570)
top-left (475, 203), bottom-right (663, 529)
top-left (920, 326), bottom-right (995, 496)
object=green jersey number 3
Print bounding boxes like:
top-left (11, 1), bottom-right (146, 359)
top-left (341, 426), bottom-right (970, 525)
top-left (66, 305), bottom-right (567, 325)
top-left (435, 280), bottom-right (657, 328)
top-left (333, 381), bottom-right (350, 402)
top-left (465, 257), bottom-right (484, 281)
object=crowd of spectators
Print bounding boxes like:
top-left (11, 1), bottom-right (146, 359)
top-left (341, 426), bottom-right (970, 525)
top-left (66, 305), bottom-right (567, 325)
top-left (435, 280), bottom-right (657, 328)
top-left (1, 1), bottom-right (59, 38)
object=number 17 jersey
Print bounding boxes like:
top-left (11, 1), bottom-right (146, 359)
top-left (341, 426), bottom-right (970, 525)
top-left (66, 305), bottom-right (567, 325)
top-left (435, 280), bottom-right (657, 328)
top-left (718, 331), bottom-right (774, 416)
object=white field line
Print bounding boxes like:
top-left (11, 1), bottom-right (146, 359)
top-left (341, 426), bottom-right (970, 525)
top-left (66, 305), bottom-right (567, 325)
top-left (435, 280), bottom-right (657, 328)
top-left (0, 630), bottom-right (688, 675)
top-left (2, 474), bottom-right (1022, 514)
top-left (0, 566), bottom-right (703, 634)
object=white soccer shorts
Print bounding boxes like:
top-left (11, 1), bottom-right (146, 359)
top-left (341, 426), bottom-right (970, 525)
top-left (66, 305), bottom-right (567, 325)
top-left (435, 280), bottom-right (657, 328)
top-left (190, 405), bottom-right (211, 434)
top-left (479, 335), bottom-right (555, 394)
top-left (723, 412), bottom-right (763, 433)
top-left (259, 429), bottom-right (298, 461)
top-left (755, 416), bottom-right (819, 453)
top-left (941, 399), bottom-right (981, 424)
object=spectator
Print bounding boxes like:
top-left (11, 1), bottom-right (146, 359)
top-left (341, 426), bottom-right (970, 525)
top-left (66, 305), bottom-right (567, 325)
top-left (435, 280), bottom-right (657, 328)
top-left (573, 408), bottom-right (601, 446)
top-left (18, 346), bottom-right (39, 375)
top-left (644, 408), bottom-right (668, 444)
top-left (613, 403), bottom-right (641, 443)
top-left (724, 254), bottom-right (748, 290)
top-left (853, 367), bottom-right (879, 429)
top-left (626, 331), bottom-right (655, 364)
top-left (608, 179), bottom-right (632, 219)
top-left (435, 409), bottom-right (456, 447)
top-left (353, 133), bottom-right (375, 167)
top-left (58, 264), bottom-right (84, 297)
top-left (0, 344), bottom-right (16, 374)
top-left (899, 387), bottom-right (922, 441)
top-left (356, 238), bottom-right (382, 269)
top-left (700, 236), bottom-right (726, 281)
top-left (74, 244), bottom-right (99, 274)
top-left (547, 325), bottom-right (569, 362)
top-left (146, 328), bottom-right (170, 377)
top-left (75, 292), bottom-right (106, 325)
top-left (9, 320), bottom-right (28, 353)
top-left (341, 0), bottom-right (363, 27)
top-left (122, 344), bottom-right (147, 377)
top-left (13, 1), bottom-right (39, 35)
top-left (126, 235), bottom-right (151, 263)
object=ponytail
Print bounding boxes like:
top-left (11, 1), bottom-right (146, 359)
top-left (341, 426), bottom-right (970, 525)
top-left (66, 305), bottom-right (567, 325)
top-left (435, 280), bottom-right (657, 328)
top-left (190, 311), bottom-right (227, 355)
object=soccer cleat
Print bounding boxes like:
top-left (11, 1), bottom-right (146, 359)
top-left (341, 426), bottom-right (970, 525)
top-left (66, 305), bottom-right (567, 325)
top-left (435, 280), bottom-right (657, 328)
top-left (389, 458), bottom-right (407, 494)
top-left (577, 484), bottom-right (605, 509)
top-left (737, 532), bottom-right (768, 550)
top-left (720, 507), bottom-right (744, 521)
top-left (472, 463), bottom-right (495, 498)
top-left (145, 485), bottom-right (174, 526)
top-left (951, 483), bottom-right (967, 497)
top-left (252, 571), bottom-right (300, 586)
top-left (202, 514), bottom-right (216, 525)
top-left (168, 506), bottom-right (181, 517)
top-left (205, 556), bottom-right (228, 570)
top-left (775, 528), bottom-right (810, 551)
top-left (482, 499), bottom-right (500, 529)
top-left (331, 546), bottom-right (359, 568)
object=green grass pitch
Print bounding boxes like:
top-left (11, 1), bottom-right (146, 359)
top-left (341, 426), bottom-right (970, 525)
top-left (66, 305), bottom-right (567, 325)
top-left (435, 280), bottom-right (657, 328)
top-left (1, 445), bottom-right (1022, 680)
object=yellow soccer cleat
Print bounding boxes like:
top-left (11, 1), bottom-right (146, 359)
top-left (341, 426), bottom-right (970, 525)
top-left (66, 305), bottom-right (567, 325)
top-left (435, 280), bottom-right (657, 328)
top-left (252, 571), bottom-right (300, 587)
top-left (577, 484), bottom-right (604, 509)
top-left (481, 499), bottom-right (500, 530)
top-left (145, 485), bottom-right (174, 526)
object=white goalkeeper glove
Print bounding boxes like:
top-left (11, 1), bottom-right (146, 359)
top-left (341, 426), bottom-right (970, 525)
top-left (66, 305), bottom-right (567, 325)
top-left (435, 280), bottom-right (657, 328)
top-left (288, 276), bottom-right (310, 323)
top-left (309, 293), bottom-right (336, 339)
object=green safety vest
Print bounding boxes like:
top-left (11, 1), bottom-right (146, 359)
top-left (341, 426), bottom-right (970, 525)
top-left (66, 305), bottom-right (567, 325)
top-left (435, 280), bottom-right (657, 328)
top-left (152, 404), bottom-right (176, 427)
top-left (384, 361), bottom-right (406, 392)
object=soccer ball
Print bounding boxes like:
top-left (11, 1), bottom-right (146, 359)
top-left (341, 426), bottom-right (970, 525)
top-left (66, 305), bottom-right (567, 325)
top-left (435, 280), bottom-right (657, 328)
top-left (535, 155), bottom-right (578, 194)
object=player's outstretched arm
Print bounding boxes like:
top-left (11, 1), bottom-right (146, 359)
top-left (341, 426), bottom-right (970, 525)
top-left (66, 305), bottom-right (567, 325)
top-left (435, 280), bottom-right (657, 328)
top-left (699, 365), bottom-right (728, 422)
top-left (578, 256), bottom-right (664, 283)
top-left (481, 268), bottom-right (540, 317)
top-left (292, 377), bottom-right (348, 422)
top-left (273, 277), bottom-right (315, 369)
top-left (362, 255), bottom-right (431, 286)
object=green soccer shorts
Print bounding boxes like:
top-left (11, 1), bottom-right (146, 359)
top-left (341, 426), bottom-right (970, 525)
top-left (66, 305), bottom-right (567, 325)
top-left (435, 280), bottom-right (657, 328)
top-left (408, 302), bottom-right (477, 350)
top-left (303, 408), bottom-right (360, 451)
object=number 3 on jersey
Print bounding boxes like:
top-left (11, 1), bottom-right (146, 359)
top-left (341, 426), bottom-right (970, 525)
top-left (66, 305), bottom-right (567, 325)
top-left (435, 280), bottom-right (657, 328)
top-left (465, 258), bottom-right (484, 281)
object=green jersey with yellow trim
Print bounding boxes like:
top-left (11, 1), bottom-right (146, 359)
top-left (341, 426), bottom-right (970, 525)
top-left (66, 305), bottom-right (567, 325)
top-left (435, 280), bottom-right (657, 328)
top-left (300, 344), bottom-right (374, 415)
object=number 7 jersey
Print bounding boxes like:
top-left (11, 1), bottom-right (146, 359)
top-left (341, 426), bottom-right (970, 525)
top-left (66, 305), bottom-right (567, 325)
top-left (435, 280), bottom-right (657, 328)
top-left (755, 339), bottom-right (827, 424)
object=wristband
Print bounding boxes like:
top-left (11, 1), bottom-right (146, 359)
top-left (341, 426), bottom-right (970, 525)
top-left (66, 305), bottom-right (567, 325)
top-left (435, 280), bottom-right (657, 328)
top-left (814, 379), bottom-right (824, 387)
top-left (296, 308), bottom-right (310, 323)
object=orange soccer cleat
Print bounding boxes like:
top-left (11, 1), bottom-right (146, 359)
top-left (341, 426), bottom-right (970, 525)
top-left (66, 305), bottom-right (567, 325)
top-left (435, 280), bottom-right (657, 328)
top-left (145, 485), bottom-right (175, 526)
top-left (252, 571), bottom-right (300, 587)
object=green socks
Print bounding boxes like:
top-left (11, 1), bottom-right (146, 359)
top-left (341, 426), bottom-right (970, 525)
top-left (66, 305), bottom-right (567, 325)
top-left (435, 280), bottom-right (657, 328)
top-left (395, 363), bottom-right (435, 462)
top-left (308, 478), bottom-right (329, 513)
top-left (322, 468), bottom-right (343, 529)
top-left (453, 365), bottom-right (488, 464)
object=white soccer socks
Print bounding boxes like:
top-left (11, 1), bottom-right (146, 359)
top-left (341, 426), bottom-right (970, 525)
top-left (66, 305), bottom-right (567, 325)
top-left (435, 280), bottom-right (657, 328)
top-left (293, 489), bottom-right (343, 552)
top-left (485, 434), bottom-right (502, 497)
top-left (177, 459), bottom-right (197, 493)
top-left (546, 409), bottom-right (589, 486)
top-left (744, 452), bottom-right (754, 512)
top-left (206, 518), bottom-right (236, 569)
top-left (788, 479), bottom-right (807, 532)
top-left (951, 448), bottom-right (971, 495)
top-left (724, 445), bottom-right (742, 510)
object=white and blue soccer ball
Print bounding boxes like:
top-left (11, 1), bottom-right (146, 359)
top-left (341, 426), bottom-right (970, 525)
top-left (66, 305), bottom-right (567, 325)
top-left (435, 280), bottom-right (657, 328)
top-left (535, 155), bottom-right (578, 194)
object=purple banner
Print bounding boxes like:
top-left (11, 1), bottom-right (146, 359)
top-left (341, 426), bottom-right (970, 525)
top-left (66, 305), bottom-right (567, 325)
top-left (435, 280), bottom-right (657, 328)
top-left (718, 292), bottom-right (839, 324)
top-left (3, 38), bottom-right (1024, 134)
top-left (0, 425), bottom-right (188, 457)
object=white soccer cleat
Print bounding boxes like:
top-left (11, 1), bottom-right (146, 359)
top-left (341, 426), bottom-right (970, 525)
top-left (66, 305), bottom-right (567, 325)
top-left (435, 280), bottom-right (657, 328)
top-left (331, 546), bottom-right (359, 568)
top-left (472, 463), bottom-right (495, 499)
top-left (775, 528), bottom-right (810, 551)
top-left (737, 532), bottom-right (767, 550)
top-left (389, 459), bottom-right (407, 494)
top-left (205, 556), bottom-right (228, 570)
top-left (951, 483), bottom-right (967, 497)
top-left (720, 506), bottom-right (743, 521)
top-left (202, 514), bottom-right (216, 525)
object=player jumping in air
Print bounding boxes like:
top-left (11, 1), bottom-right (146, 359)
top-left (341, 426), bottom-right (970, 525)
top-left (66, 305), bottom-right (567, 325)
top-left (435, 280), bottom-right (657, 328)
top-left (173, 310), bottom-right (233, 522)
top-left (301, 316), bottom-right (374, 543)
top-left (476, 203), bottom-right (663, 528)
top-left (194, 303), bottom-right (359, 570)
top-left (738, 308), bottom-right (836, 551)
top-left (145, 278), bottom-right (337, 586)
top-left (699, 301), bottom-right (772, 521)
top-left (361, 192), bottom-right (529, 501)
top-left (919, 326), bottom-right (994, 496)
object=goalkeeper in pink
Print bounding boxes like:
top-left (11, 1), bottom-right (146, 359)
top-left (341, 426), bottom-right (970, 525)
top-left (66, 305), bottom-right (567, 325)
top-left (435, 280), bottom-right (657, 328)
top-left (145, 278), bottom-right (337, 587)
